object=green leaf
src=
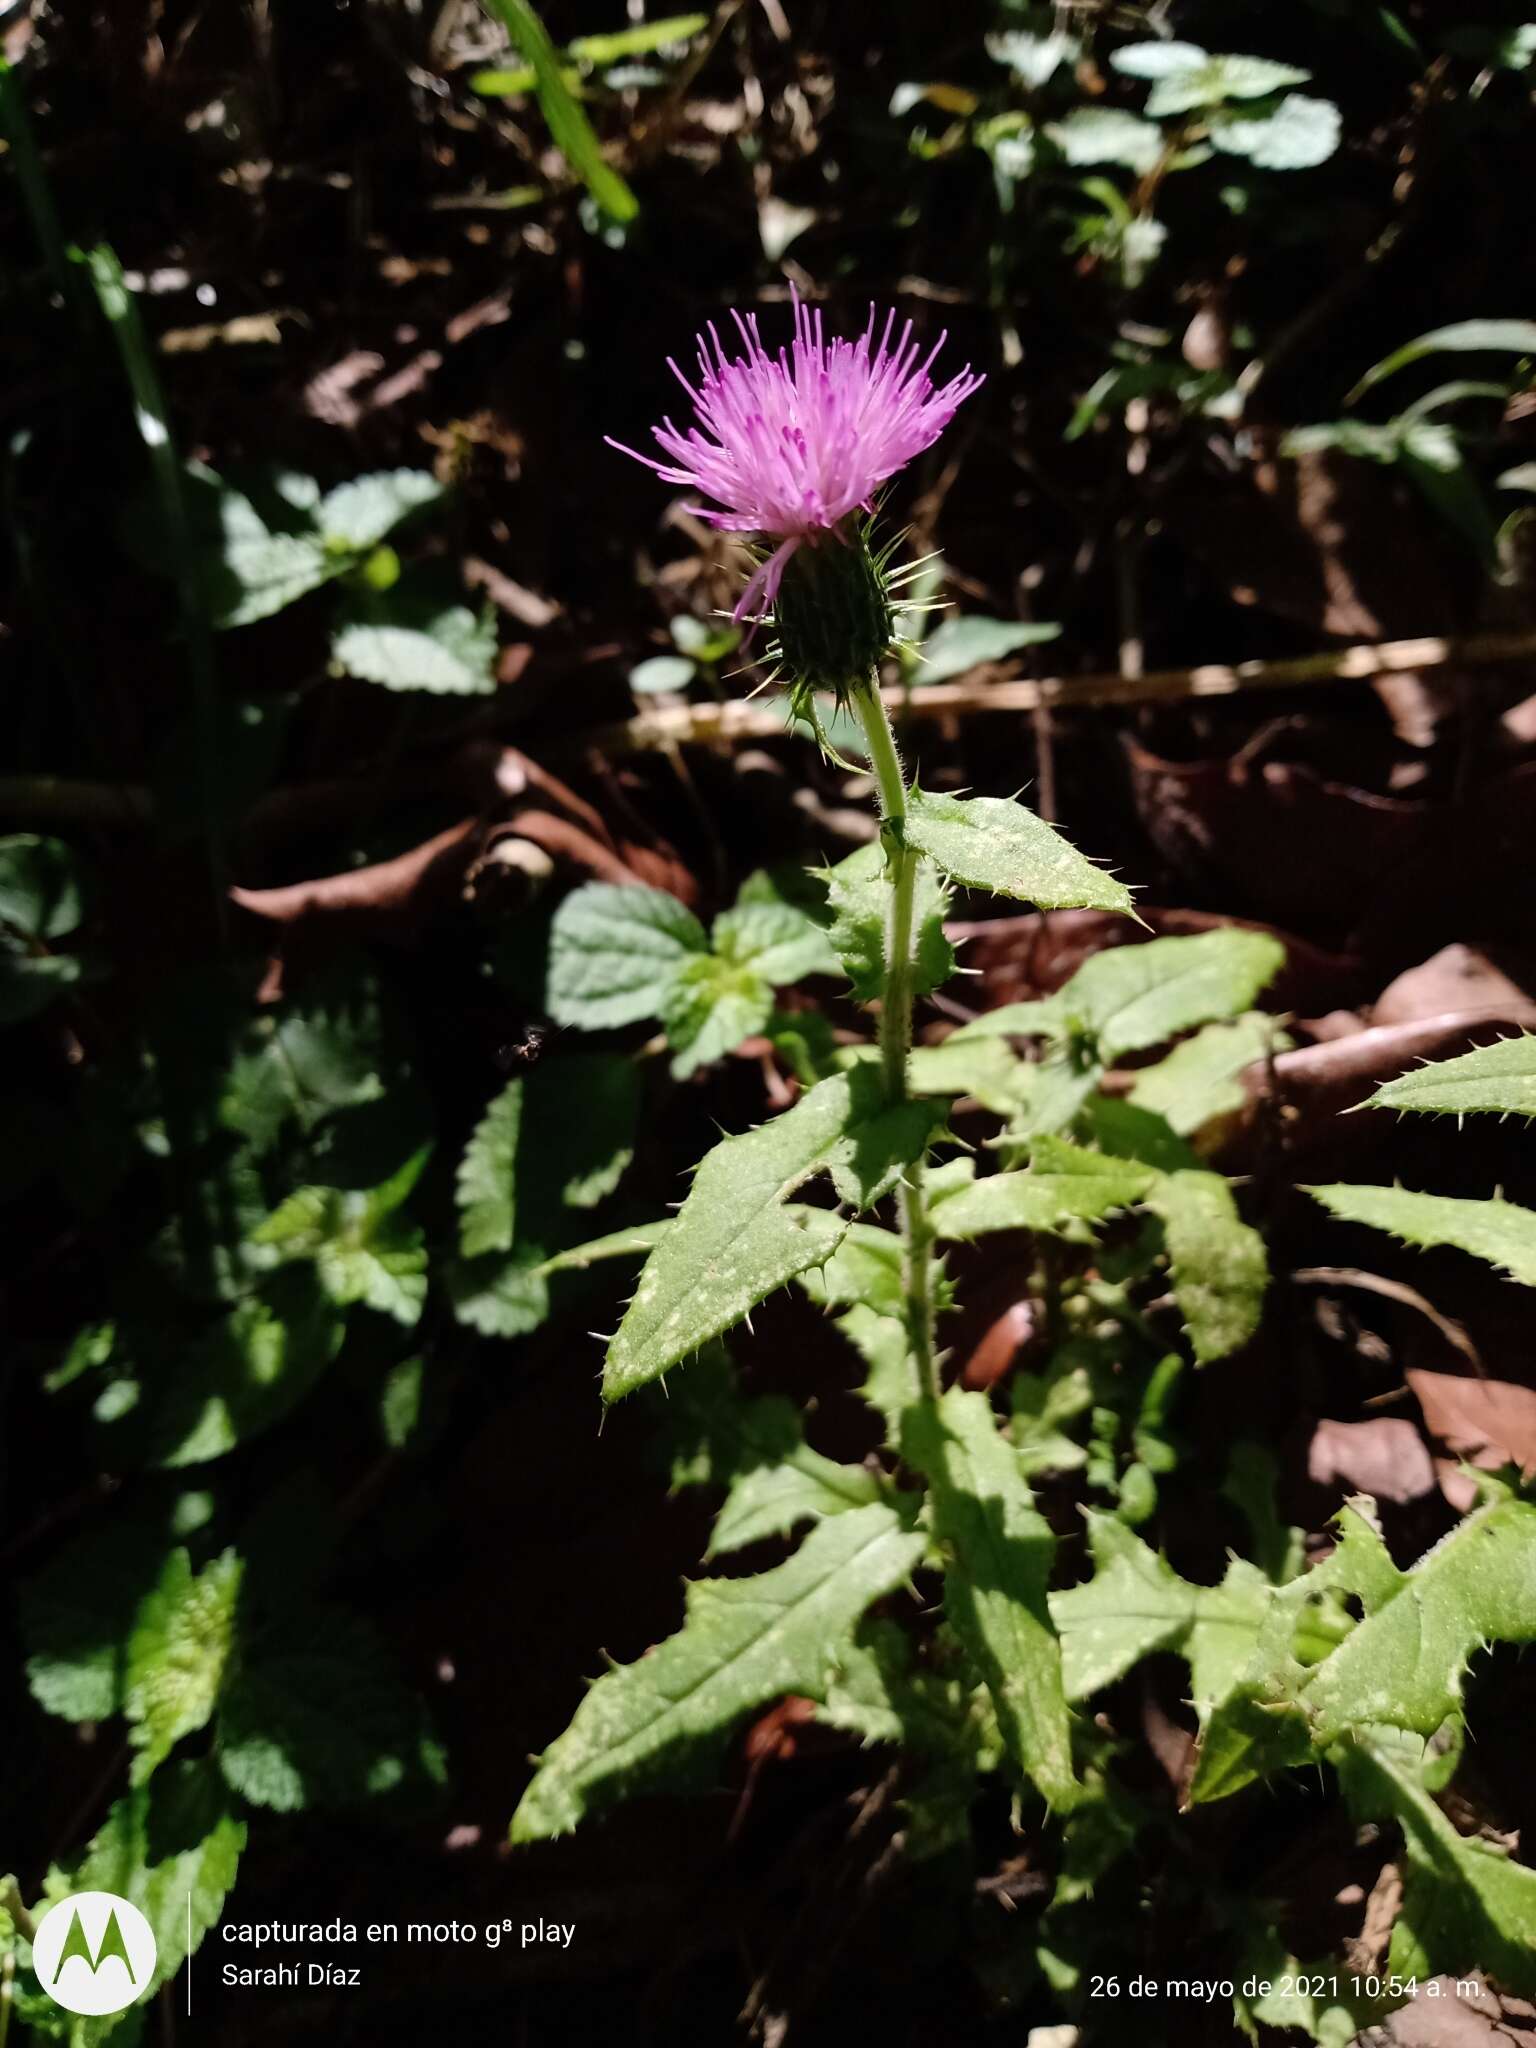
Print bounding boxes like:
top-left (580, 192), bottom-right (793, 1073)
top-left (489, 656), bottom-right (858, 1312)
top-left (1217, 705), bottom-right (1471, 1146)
top-left (509, 1500), bottom-right (925, 1840)
top-left (568, 14), bottom-right (708, 66)
top-left (712, 899), bottom-right (839, 984)
top-left (447, 1241), bottom-right (550, 1337)
top-left (1109, 40), bottom-right (1210, 79)
top-left (1144, 1168), bottom-right (1268, 1363)
top-left (1302, 1498), bottom-right (1536, 1745)
top-left (20, 1525), bottom-right (169, 1722)
top-left (479, 0), bottom-right (640, 222)
top-left (218, 1606), bottom-right (441, 1811)
top-left (817, 840), bottom-right (954, 1003)
top-left (331, 592), bottom-right (497, 695)
top-left (1053, 930), bottom-right (1285, 1062)
top-left (1305, 1183), bottom-right (1536, 1288)
top-left (1049, 1513), bottom-right (1270, 1706)
top-left (253, 1154), bottom-right (430, 1326)
top-left (604, 1068), bottom-right (941, 1400)
top-left (1046, 107), bottom-right (1164, 174)
top-left (907, 1036), bottom-right (1035, 1114)
top-left (125, 1549), bottom-right (242, 1773)
top-left (629, 653), bottom-right (696, 694)
top-left (903, 789), bottom-right (1133, 914)
top-left (1144, 51), bottom-right (1310, 116)
top-left (1128, 1012), bottom-right (1286, 1135)
top-left (457, 1078), bottom-right (522, 1258)
top-left (546, 882), bottom-right (707, 1029)
top-left (315, 470), bottom-right (444, 552)
top-left (932, 1138), bottom-right (1156, 1241)
top-left (0, 834), bottom-right (84, 940)
top-left (1339, 1739), bottom-right (1536, 1994)
top-left (1348, 319), bottom-right (1536, 404)
top-left (152, 1268), bottom-right (347, 1466)
top-left (1370, 1035), bottom-right (1536, 1117)
top-left (1209, 92), bottom-right (1340, 169)
top-left (904, 1388), bottom-right (1076, 1807)
top-left (660, 952), bottom-right (773, 1077)
top-left (667, 1350), bottom-right (882, 1557)
top-left (913, 615), bottom-right (1061, 685)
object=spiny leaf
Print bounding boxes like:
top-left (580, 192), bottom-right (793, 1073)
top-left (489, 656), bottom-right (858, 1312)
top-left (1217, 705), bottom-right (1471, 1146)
top-left (817, 840), bottom-right (954, 1004)
top-left (932, 1137), bottom-right (1156, 1242)
top-left (604, 1069), bottom-right (941, 1400)
top-left (1302, 1497), bottom-right (1536, 1745)
top-left (546, 882), bottom-right (707, 1030)
top-left (1305, 1182), bottom-right (1536, 1288)
top-left (904, 1388), bottom-right (1077, 1808)
top-left (1369, 1035), bottom-right (1536, 1118)
top-left (1049, 1513), bottom-right (1270, 1707)
top-left (903, 788), bottom-right (1134, 915)
top-left (666, 1350), bottom-right (882, 1557)
top-left (1340, 1738), bottom-right (1536, 1994)
top-left (509, 1500), bottom-right (924, 1841)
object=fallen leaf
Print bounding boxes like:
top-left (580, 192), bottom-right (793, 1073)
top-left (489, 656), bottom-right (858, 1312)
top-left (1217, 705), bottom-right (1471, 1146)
top-left (1407, 1368), bottom-right (1536, 1478)
top-left (1306, 1416), bottom-right (1436, 1503)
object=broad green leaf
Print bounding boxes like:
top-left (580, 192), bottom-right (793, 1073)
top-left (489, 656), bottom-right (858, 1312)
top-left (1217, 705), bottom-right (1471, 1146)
top-left (253, 1153), bottom-right (430, 1326)
top-left (510, 1500), bottom-right (924, 1840)
top-left (1110, 39), bottom-right (1210, 79)
top-left (796, 1218), bottom-right (906, 1319)
top-left (1128, 1012), bottom-right (1286, 1135)
top-left (1348, 319), bottom-right (1536, 404)
top-left (1051, 930), bottom-right (1285, 1061)
top-left (907, 1036), bottom-right (1034, 1114)
top-left (457, 1078), bottom-right (521, 1258)
top-left (1143, 51), bottom-right (1309, 116)
top-left (479, 0), bottom-right (640, 222)
top-left (660, 952), bottom-right (773, 1077)
top-left (948, 996), bottom-right (1064, 1043)
top-left (1046, 107), bottom-right (1164, 174)
top-left (1145, 1168), bottom-right (1267, 1363)
top-left (1209, 93), bottom-right (1340, 169)
top-left (153, 1269), bottom-right (347, 1466)
top-left (605, 1070), bottom-right (941, 1399)
top-left (546, 882), bottom-right (706, 1028)
top-left (0, 834), bottom-right (83, 940)
top-left (821, 1619), bottom-right (991, 1761)
top-left (315, 470), bottom-right (444, 552)
top-left (667, 1350), bottom-right (882, 1557)
top-left (1049, 1514), bottom-right (1269, 1706)
top-left (1305, 1183), bottom-right (1536, 1288)
top-left (1302, 1498), bottom-right (1536, 1745)
top-left (711, 899), bottom-right (839, 984)
top-left (447, 1241), bottom-right (550, 1338)
top-left (1340, 1740), bottom-right (1536, 1994)
top-left (630, 652), bottom-right (696, 694)
top-left (177, 468), bottom-right (333, 627)
top-left (331, 593), bottom-right (497, 696)
top-left (986, 28), bottom-right (1078, 85)
top-left (905, 1388), bottom-right (1076, 1807)
top-left (933, 1138), bottom-right (1156, 1242)
top-left (125, 1549), bottom-right (242, 1773)
top-left (1370, 1035), bottom-right (1536, 1118)
top-left (44, 1763), bottom-right (244, 2029)
top-left (903, 789), bottom-right (1133, 915)
top-left (218, 1606), bottom-right (442, 1812)
top-left (816, 840), bottom-right (953, 1004)
top-left (913, 615), bottom-right (1060, 685)
top-left (1011, 1365), bottom-right (1093, 1477)
top-left (20, 1525), bottom-right (169, 1722)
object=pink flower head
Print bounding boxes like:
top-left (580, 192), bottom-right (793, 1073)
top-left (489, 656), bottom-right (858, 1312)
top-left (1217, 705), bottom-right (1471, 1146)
top-left (607, 290), bottom-right (983, 623)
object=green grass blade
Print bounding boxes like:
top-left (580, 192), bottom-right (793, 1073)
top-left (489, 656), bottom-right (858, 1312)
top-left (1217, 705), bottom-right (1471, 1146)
top-left (479, 0), bottom-right (639, 222)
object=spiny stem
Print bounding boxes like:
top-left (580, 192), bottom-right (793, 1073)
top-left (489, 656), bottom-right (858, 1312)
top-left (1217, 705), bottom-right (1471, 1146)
top-left (850, 676), bottom-right (940, 1409)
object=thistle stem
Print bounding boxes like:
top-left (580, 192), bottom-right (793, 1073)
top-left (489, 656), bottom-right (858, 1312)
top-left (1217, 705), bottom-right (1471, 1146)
top-left (850, 677), bottom-right (940, 1410)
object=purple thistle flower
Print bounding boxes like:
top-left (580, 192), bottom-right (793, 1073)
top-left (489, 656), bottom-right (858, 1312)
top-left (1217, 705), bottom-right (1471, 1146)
top-left (607, 290), bottom-right (983, 625)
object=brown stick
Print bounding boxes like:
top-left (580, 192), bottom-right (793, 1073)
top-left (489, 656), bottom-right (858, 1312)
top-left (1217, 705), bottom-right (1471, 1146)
top-left (568, 627), bottom-right (1536, 757)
